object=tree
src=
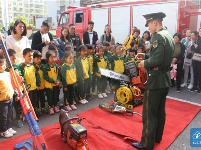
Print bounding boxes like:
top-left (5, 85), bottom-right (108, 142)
top-left (8, 16), bottom-right (35, 30)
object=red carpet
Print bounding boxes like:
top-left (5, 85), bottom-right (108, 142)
top-left (0, 98), bottom-right (200, 150)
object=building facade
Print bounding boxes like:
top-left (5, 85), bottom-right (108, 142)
top-left (0, 0), bottom-right (47, 29)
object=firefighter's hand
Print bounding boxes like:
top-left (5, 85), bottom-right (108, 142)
top-left (64, 88), bottom-right (67, 91)
top-left (36, 87), bottom-right (40, 90)
top-left (140, 60), bottom-right (144, 67)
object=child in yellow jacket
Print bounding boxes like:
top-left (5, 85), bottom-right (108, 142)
top-left (20, 48), bottom-right (40, 113)
top-left (0, 56), bottom-right (17, 138)
top-left (33, 50), bottom-right (49, 115)
top-left (43, 50), bottom-right (61, 115)
top-left (61, 51), bottom-right (77, 111)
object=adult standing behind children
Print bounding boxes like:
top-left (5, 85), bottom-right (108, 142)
top-left (31, 20), bottom-right (53, 64)
top-left (189, 29), bottom-right (201, 94)
top-left (83, 21), bottom-right (98, 45)
top-left (181, 29), bottom-right (191, 48)
top-left (69, 24), bottom-right (82, 52)
top-left (57, 27), bottom-right (70, 59)
top-left (139, 30), bottom-right (151, 46)
top-left (181, 31), bottom-right (196, 89)
top-left (122, 27), bottom-right (140, 55)
top-left (6, 20), bottom-right (31, 63)
top-left (99, 24), bottom-right (115, 46)
top-left (172, 33), bottom-right (185, 92)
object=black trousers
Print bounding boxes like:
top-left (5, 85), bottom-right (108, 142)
top-left (97, 76), bottom-right (107, 93)
top-left (63, 84), bottom-right (75, 105)
top-left (77, 78), bottom-right (88, 100)
top-left (141, 88), bottom-right (169, 150)
top-left (28, 89), bottom-right (37, 110)
top-left (13, 95), bottom-right (21, 120)
top-left (36, 89), bottom-right (45, 109)
top-left (0, 99), bottom-right (13, 132)
top-left (91, 75), bottom-right (96, 92)
top-left (45, 86), bottom-right (60, 107)
top-left (176, 63), bottom-right (183, 90)
top-left (192, 60), bottom-right (201, 89)
top-left (86, 78), bottom-right (91, 95)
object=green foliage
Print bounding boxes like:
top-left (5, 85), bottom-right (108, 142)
top-left (8, 16), bottom-right (35, 30)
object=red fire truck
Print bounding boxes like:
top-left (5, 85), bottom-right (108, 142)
top-left (56, 0), bottom-right (199, 43)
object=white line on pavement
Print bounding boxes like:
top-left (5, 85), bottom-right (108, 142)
top-left (167, 96), bottom-right (201, 107)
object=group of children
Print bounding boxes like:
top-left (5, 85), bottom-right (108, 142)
top-left (0, 39), bottom-right (146, 138)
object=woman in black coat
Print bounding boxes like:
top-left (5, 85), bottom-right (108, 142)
top-left (190, 30), bottom-right (201, 93)
top-left (172, 33), bottom-right (185, 92)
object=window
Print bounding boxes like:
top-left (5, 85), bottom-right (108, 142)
top-left (60, 13), bottom-right (69, 25)
top-left (74, 12), bottom-right (83, 24)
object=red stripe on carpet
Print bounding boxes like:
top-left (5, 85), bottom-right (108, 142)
top-left (0, 98), bottom-right (200, 150)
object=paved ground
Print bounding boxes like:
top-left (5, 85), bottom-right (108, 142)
top-left (0, 85), bottom-right (200, 150)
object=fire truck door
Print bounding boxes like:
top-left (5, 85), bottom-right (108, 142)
top-left (74, 11), bottom-right (85, 39)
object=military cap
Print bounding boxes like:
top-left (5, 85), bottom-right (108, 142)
top-left (143, 12), bottom-right (166, 27)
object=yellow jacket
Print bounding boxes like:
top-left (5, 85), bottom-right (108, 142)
top-left (122, 34), bottom-right (140, 55)
top-left (0, 72), bottom-right (14, 101)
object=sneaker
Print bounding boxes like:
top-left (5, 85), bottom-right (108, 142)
top-left (181, 83), bottom-right (187, 88)
top-left (177, 90), bottom-right (181, 93)
top-left (57, 101), bottom-right (64, 107)
top-left (7, 128), bottom-right (17, 135)
top-left (187, 84), bottom-right (193, 89)
top-left (49, 108), bottom-right (54, 115)
top-left (79, 99), bottom-right (87, 104)
top-left (73, 101), bottom-right (76, 105)
top-left (64, 105), bottom-right (72, 111)
top-left (70, 104), bottom-right (77, 110)
top-left (17, 120), bottom-right (23, 128)
top-left (1, 130), bottom-right (13, 138)
top-left (83, 99), bottom-right (88, 103)
top-left (98, 93), bottom-right (103, 99)
top-left (189, 87), bottom-right (198, 92)
top-left (54, 106), bottom-right (60, 113)
top-left (42, 107), bottom-right (49, 114)
top-left (102, 93), bottom-right (108, 98)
